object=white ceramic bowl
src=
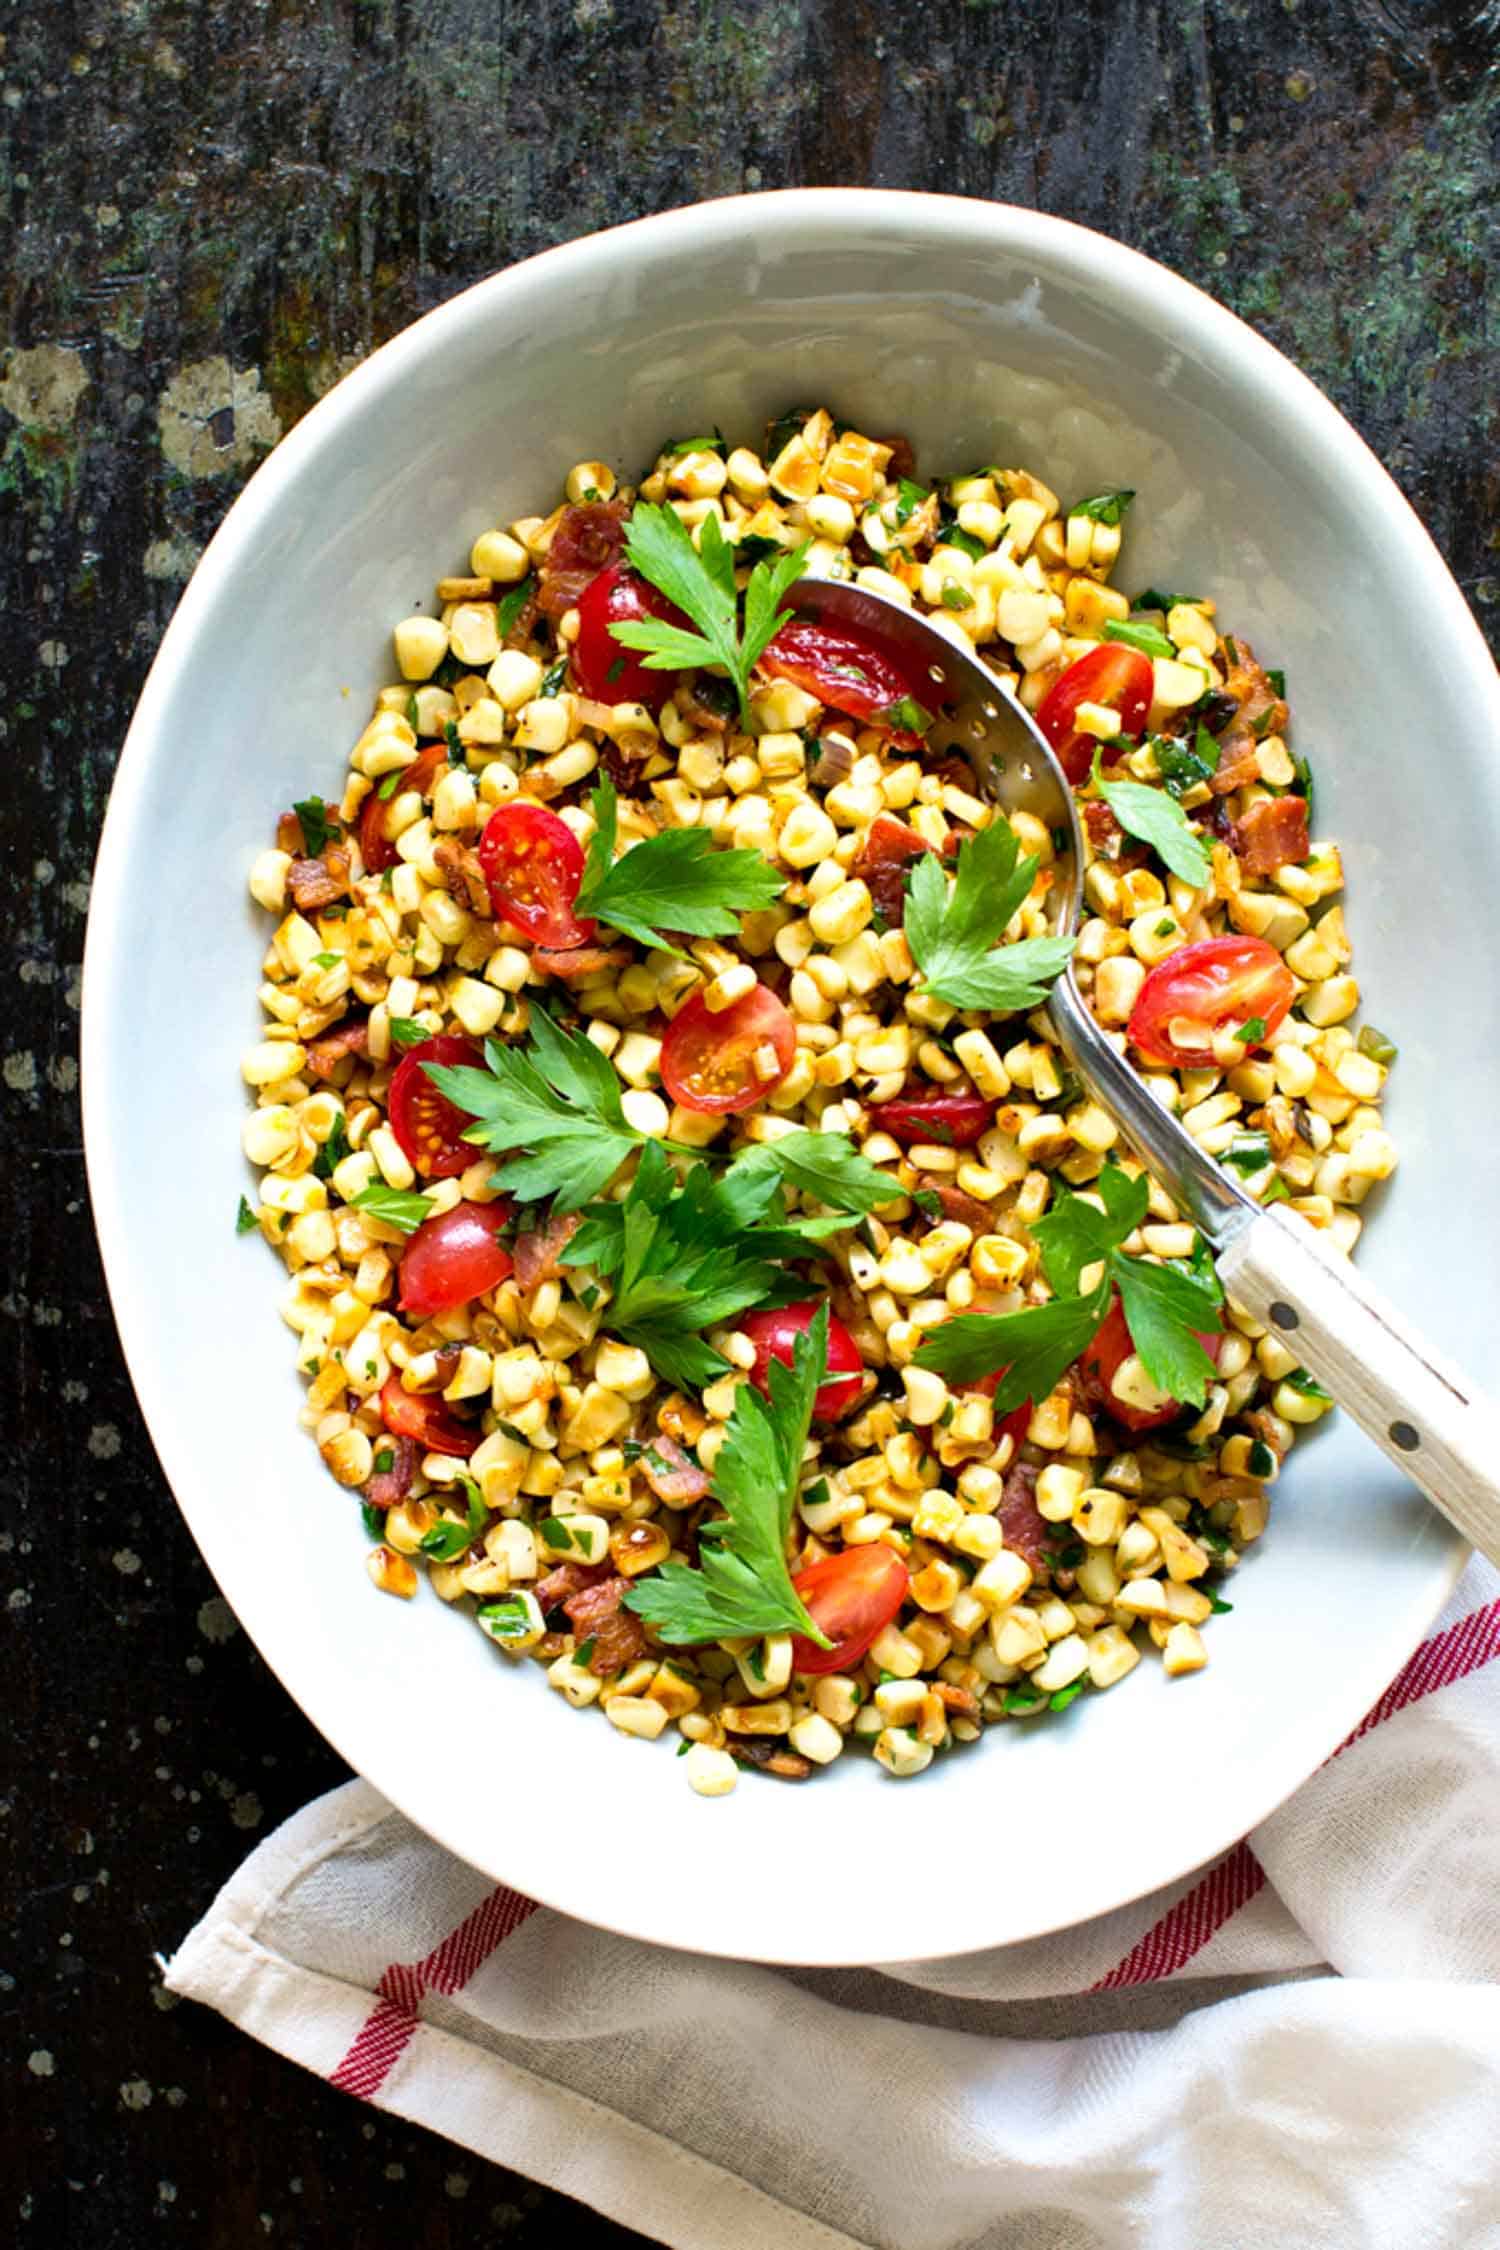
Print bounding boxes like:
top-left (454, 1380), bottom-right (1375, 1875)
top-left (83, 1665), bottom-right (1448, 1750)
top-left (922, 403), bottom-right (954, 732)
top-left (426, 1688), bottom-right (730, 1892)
top-left (84, 191), bottom-right (1500, 1966)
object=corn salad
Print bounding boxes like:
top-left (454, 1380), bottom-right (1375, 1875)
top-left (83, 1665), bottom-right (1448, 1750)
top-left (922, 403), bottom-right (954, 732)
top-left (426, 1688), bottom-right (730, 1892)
top-left (239, 408), bottom-right (1395, 1797)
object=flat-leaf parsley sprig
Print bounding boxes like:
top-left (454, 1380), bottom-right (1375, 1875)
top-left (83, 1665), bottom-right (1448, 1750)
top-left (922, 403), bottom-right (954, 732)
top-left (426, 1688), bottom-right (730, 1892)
top-left (624, 1301), bottom-right (832, 1646)
top-left (607, 503), bottom-right (809, 726)
top-left (905, 813), bottom-right (1075, 1016)
top-left (573, 777), bottom-right (783, 954)
top-left (1089, 748), bottom-right (1211, 888)
top-left (915, 1163), bottom-right (1223, 1414)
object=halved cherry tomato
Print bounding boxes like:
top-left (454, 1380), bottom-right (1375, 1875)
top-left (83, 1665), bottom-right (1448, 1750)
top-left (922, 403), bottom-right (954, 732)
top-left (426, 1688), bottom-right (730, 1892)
top-left (759, 620), bottom-right (932, 748)
top-left (573, 563), bottom-right (691, 711)
top-left (866, 1089), bottom-right (995, 1148)
top-left (1127, 935), bottom-right (1295, 1070)
top-left (358, 744), bottom-right (446, 875)
top-left (789, 1545), bottom-right (910, 1676)
top-left (1075, 1292), bottom-right (1222, 1435)
top-left (1036, 643), bottom-right (1155, 785)
top-left (740, 1300), bottom-right (865, 1423)
top-left (398, 1200), bottom-right (514, 1316)
top-left (660, 982), bottom-right (795, 1115)
top-left (388, 1034), bottom-right (483, 1180)
top-left (476, 802), bottom-right (595, 948)
top-left (377, 1372), bottom-right (482, 1458)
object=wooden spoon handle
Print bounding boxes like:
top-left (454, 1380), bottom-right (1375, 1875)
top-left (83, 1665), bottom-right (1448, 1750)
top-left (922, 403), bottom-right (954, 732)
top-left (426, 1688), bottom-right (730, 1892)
top-left (1217, 1208), bottom-right (1500, 1565)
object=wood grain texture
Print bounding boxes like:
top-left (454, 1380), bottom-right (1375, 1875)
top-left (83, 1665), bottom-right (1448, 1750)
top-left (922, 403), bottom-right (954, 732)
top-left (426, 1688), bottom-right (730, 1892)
top-left (2, 2), bottom-right (1497, 2243)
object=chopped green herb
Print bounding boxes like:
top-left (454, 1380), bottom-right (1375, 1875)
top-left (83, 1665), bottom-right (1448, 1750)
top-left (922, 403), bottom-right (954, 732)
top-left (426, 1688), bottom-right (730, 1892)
top-left (939, 523), bottom-right (986, 561)
top-left (388, 1017), bottom-right (428, 1048)
top-left (539, 1518), bottom-right (576, 1552)
top-left (360, 1502), bottom-right (385, 1539)
top-left (311, 951), bottom-right (341, 969)
top-left (893, 477), bottom-right (930, 525)
top-left (496, 1419), bottom-right (529, 1445)
top-left (1049, 1678), bottom-right (1089, 1712)
top-left (1238, 1016), bottom-right (1267, 1044)
top-left (1267, 668), bottom-right (1286, 699)
top-left (373, 1447), bottom-right (394, 1474)
top-left (349, 1181), bottom-right (433, 1233)
top-left (235, 1195), bottom-right (259, 1236)
top-left (421, 1479), bottom-right (488, 1561)
top-left (1220, 1131), bottom-right (1273, 1177)
top-left (406, 694), bottom-right (421, 733)
top-left (1357, 1024), bottom-right (1398, 1066)
top-left (1247, 1439), bottom-right (1277, 1478)
top-left (1261, 1174), bottom-right (1292, 1205)
top-left (1069, 489), bottom-right (1135, 526)
top-left (940, 580), bottom-right (973, 612)
top-left (496, 575), bottom-right (536, 633)
top-left (312, 1112), bottom-right (351, 1181)
top-left (540, 657), bottom-right (569, 696)
top-left (477, 1596), bottom-right (538, 1645)
top-left (292, 797), bottom-right (334, 856)
top-left (576, 1636), bottom-right (597, 1666)
top-left (1003, 1686), bottom-right (1046, 1714)
top-left (1285, 1368), bottom-right (1333, 1404)
top-left (1132, 587), bottom-right (1199, 614)
top-left (1209, 1593), bottom-right (1234, 1614)
top-left (444, 718), bottom-right (464, 763)
top-left (1104, 618), bottom-right (1176, 661)
top-left (1154, 917), bottom-right (1177, 937)
top-left (377, 769), bottom-right (403, 801)
top-left (874, 693), bottom-right (935, 737)
top-left (666, 430), bottom-right (727, 456)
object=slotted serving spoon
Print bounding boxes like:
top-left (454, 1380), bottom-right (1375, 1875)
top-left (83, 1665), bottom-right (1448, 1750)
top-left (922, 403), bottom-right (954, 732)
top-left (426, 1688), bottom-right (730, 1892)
top-left (788, 577), bottom-right (1500, 1567)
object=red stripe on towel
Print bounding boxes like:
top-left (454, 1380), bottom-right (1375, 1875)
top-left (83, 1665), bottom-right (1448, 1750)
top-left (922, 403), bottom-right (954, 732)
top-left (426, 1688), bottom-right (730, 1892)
top-left (328, 1885), bottom-right (537, 2098)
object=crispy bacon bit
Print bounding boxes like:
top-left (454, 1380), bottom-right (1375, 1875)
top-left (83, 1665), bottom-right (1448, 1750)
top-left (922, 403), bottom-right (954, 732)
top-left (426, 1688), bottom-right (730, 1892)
top-left (658, 1392), bottom-right (708, 1446)
top-left (1232, 795), bottom-right (1310, 876)
top-left (564, 1573), bottom-right (648, 1675)
top-left (535, 1559), bottom-right (608, 1613)
top-left (304, 1012), bottom-right (369, 1081)
top-left (512, 1210), bottom-right (581, 1293)
top-left (1243, 1407), bottom-right (1290, 1462)
top-left (1081, 795), bottom-right (1152, 872)
top-left (997, 1460), bottom-right (1049, 1574)
top-left (933, 1681), bottom-right (981, 1723)
top-left (636, 1434), bottom-right (711, 1506)
top-left (501, 586), bottom-right (540, 649)
top-left (808, 734), bottom-right (855, 788)
top-left (913, 1176), bottom-right (993, 1234)
top-left (678, 674), bottom-right (734, 735)
top-left (365, 1435), bottom-right (416, 1509)
top-left (533, 941), bottom-right (631, 981)
top-left (433, 837), bottom-right (492, 916)
top-left (536, 499), bottom-right (629, 619)
top-left (287, 842), bottom-right (353, 912)
top-left (855, 813), bottom-right (934, 925)
top-left (597, 737), bottom-right (652, 796)
top-left (1208, 639), bottom-right (1289, 795)
top-left (277, 809), bottom-right (305, 854)
top-left (727, 1739), bottom-right (813, 1782)
top-left (879, 432), bottom-right (917, 484)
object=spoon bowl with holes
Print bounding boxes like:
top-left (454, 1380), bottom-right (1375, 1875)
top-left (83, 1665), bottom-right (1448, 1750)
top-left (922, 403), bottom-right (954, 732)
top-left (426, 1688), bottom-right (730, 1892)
top-left (789, 575), bottom-right (1500, 1567)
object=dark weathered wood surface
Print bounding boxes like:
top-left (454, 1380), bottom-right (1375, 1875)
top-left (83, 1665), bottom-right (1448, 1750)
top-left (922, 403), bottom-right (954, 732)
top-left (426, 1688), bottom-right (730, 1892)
top-left (4, 2), bottom-right (1496, 2242)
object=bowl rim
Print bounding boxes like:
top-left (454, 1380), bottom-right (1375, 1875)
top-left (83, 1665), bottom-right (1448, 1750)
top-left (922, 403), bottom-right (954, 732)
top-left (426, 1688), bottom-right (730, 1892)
top-left (82, 188), bottom-right (1483, 1965)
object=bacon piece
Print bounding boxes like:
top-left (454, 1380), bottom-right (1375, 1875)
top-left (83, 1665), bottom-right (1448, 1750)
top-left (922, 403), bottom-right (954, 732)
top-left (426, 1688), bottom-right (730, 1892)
top-left (637, 1434), bottom-right (711, 1506)
top-left (277, 809), bottom-right (305, 854)
top-left (1232, 795), bottom-right (1309, 876)
top-left (512, 1210), bottom-right (581, 1292)
top-left (597, 737), bottom-right (653, 796)
top-left (535, 1559), bottom-right (608, 1614)
top-left (564, 1573), bottom-right (648, 1675)
top-left (287, 842), bottom-right (353, 913)
top-left (678, 674), bottom-right (734, 734)
top-left (933, 1681), bottom-right (981, 1723)
top-left (727, 1739), bottom-right (813, 1781)
top-left (1081, 796), bottom-right (1151, 873)
top-left (997, 1460), bottom-right (1049, 1574)
top-left (855, 813), bottom-right (935, 925)
top-left (304, 1012), bottom-right (369, 1081)
top-left (433, 837), bottom-right (492, 916)
top-left (879, 432), bottom-right (917, 483)
top-left (913, 1176), bottom-right (993, 1234)
top-left (364, 1435), bottom-right (416, 1509)
top-left (1208, 639), bottom-right (1289, 795)
top-left (537, 499), bottom-right (629, 618)
top-left (533, 941), bottom-right (631, 981)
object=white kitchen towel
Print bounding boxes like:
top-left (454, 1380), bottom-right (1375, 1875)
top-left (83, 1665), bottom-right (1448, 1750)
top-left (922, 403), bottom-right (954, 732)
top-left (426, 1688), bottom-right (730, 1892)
top-left (165, 1559), bottom-right (1500, 2250)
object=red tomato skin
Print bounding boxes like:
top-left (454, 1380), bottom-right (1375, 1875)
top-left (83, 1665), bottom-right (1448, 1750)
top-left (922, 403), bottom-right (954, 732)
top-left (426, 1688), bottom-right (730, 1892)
top-left (388, 1034), bottom-right (483, 1180)
top-left (1127, 935), bottom-right (1295, 1069)
top-left (789, 1546), bottom-right (911, 1676)
top-left (660, 984), bottom-right (796, 1115)
top-left (1036, 644), bottom-right (1155, 784)
top-left (573, 564), bottom-right (690, 711)
top-left (740, 1301), bottom-right (864, 1423)
top-left (398, 1201), bottom-right (514, 1316)
top-left (759, 620), bottom-right (930, 746)
top-left (358, 744), bottom-right (446, 875)
top-left (377, 1373), bottom-right (482, 1458)
top-left (1075, 1293), bottom-right (1222, 1434)
top-left (866, 1091), bottom-right (995, 1148)
top-left (476, 802), bottom-right (595, 948)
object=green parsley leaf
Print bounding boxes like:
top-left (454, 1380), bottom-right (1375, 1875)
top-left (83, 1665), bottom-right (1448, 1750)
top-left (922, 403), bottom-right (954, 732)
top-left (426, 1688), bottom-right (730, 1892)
top-left (312, 1111), bottom-right (351, 1181)
top-left (388, 1017), bottom-right (429, 1048)
top-left (292, 797), bottom-right (334, 856)
top-left (1284, 1367), bottom-right (1333, 1404)
top-left (1032, 1166), bottom-right (1149, 1296)
top-left (1209, 1593), bottom-right (1234, 1614)
top-left (905, 814), bottom-right (1075, 1016)
top-left (350, 1181), bottom-right (434, 1234)
top-left (421, 1477), bottom-right (488, 1561)
top-left (1103, 618), bottom-right (1175, 661)
top-left (893, 477), bottom-right (930, 525)
top-left (665, 431), bottom-right (726, 456)
top-left (913, 1290), bottom-right (1106, 1415)
top-left (1090, 749), bottom-right (1211, 888)
top-left (425, 1009), bottom-right (644, 1211)
top-left (939, 521), bottom-right (986, 561)
top-left (235, 1195), bottom-right (259, 1236)
top-left (610, 503), bottom-right (809, 726)
top-left (573, 778), bottom-right (783, 953)
top-left (1148, 726), bottom-right (1219, 802)
top-left (445, 718), bottom-right (466, 763)
top-left (1069, 490), bottom-right (1135, 526)
top-left (625, 1305), bottom-right (832, 1645)
top-left (1267, 668), bottom-right (1286, 699)
top-left (1133, 586), bottom-right (1199, 613)
top-left (496, 575), bottom-right (535, 634)
top-left (360, 1502), bottom-right (385, 1539)
top-left (730, 1129), bottom-right (897, 1217)
top-left (1112, 1255), bottom-right (1220, 1408)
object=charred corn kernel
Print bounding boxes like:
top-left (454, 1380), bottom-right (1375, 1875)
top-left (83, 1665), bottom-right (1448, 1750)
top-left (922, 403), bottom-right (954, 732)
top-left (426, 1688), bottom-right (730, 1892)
top-left (448, 976), bottom-right (506, 1038)
top-left (602, 1695), bottom-right (670, 1741)
top-left (1086, 1624), bottom-right (1141, 1688)
top-left (874, 1678), bottom-right (926, 1725)
top-left (469, 528), bottom-right (529, 581)
top-left (899, 1365), bottom-right (948, 1426)
top-left (681, 1742), bottom-right (737, 1796)
top-left (951, 1514), bottom-right (1004, 1562)
top-left (874, 1727), bottom-right (933, 1777)
top-left (367, 1124), bottom-right (416, 1191)
top-left (1162, 1622), bottom-right (1208, 1676)
top-left (547, 1652), bottom-right (603, 1707)
top-left (393, 614), bottom-right (449, 680)
top-left (249, 849), bottom-right (292, 912)
top-left (703, 962), bottom-right (757, 1014)
top-left (1273, 1377), bottom-right (1333, 1424)
top-left (867, 1622), bottom-right (924, 1679)
top-left (1073, 1487), bottom-right (1127, 1545)
top-left (366, 1545), bottom-right (417, 1599)
top-left (1032, 1633), bottom-right (1089, 1693)
top-left (1162, 1582), bottom-right (1214, 1625)
top-left (1115, 1577), bottom-right (1170, 1618)
top-left (719, 1697), bottom-right (794, 1736)
top-left (1035, 1464), bottom-right (1085, 1522)
top-left (972, 1551), bottom-right (1033, 1613)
